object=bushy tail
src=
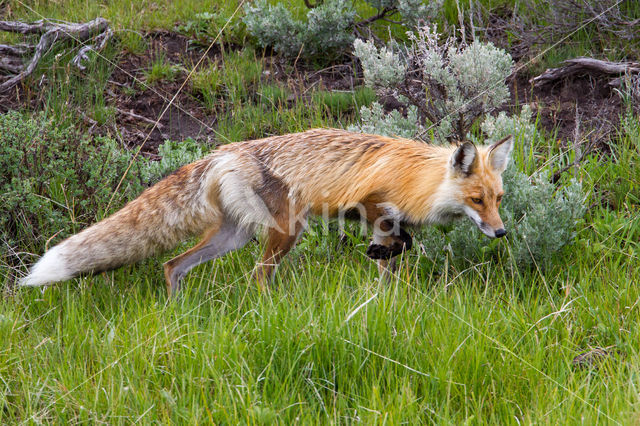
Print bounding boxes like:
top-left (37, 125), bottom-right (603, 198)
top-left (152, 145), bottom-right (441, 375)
top-left (20, 245), bottom-right (76, 287)
top-left (19, 206), bottom-right (178, 287)
top-left (20, 158), bottom-right (222, 287)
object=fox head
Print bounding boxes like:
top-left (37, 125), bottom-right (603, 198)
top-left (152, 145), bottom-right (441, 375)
top-left (449, 135), bottom-right (514, 238)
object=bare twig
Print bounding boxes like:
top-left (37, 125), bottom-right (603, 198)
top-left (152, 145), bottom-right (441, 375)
top-left (530, 57), bottom-right (640, 87)
top-left (354, 7), bottom-right (397, 28)
top-left (71, 27), bottom-right (113, 70)
top-left (0, 17), bottom-right (110, 93)
top-left (116, 107), bottom-right (165, 129)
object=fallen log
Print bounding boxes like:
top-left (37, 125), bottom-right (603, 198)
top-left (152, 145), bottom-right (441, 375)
top-left (530, 57), bottom-right (640, 87)
top-left (0, 17), bottom-right (111, 93)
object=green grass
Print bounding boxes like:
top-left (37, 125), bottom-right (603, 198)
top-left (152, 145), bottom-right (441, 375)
top-left (2, 210), bottom-right (640, 422)
top-left (312, 87), bottom-right (376, 118)
top-left (5, 0), bottom-right (244, 34)
top-left (191, 64), bottom-right (224, 111)
top-left (144, 53), bottom-right (181, 84)
top-left (2, 0), bottom-right (640, 422)
top-left (2, 123), bottom-right (639, 421)
top-left (220, 48), bottom-right (263, 104)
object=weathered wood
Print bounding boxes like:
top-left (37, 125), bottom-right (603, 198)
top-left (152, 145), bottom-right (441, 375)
top-left (71, 27), bottom-right (113, 70)
top-left (0, 43), bottom-right (32, 55)
top-left (530, 57), bottom-right (640, 86)
top-left (0, 56), bottom-right (23, 73)
top-left (0, 18), bottom-right (110, 93)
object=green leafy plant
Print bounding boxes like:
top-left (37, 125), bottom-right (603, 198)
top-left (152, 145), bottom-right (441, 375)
top-left (243, 0), bottom-right (441, 62)
top-left (140, 139), bottom-right (208, 183)
top-left (0, 111), bottom-right (145, 261)
top-left (353, 26), bottom-right (513, 141)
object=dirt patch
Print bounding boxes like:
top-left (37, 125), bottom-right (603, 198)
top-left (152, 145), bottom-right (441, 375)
top-left (509, 70), bottom-right (622, 149)
top-left (0, 27), bottom-right (625, 154)
top-left (266, 57), bottom-right (358, 97)
top-left (0, 30), bottom-right (222, 155)
top-left (106, 31), bottom-right (220, 154)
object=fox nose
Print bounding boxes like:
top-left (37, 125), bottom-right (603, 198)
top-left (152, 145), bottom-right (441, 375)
top-left (495, 228), bottom-right (507, 238)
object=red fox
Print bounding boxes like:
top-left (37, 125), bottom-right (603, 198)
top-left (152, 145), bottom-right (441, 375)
top-left (20, 129), bottom-right (513, 294)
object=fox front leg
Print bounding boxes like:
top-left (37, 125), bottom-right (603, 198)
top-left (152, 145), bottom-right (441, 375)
top-left (366, 225), bottom-right (413, 260)
top-left (366, 223), bottom-right (412, 281)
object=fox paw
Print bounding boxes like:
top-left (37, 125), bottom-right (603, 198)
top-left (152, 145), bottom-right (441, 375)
top-left (398, 228), bottom-right (413, 251)
top-left (366, 244), bottom-right (393, 260)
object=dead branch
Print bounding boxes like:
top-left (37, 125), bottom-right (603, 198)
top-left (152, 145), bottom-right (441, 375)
top-left (71, 27), bottom-right (113, 70)
top-left (116, 107), bottom-right (164, 129)
top-left (530, 57), bottom-right (640, 87)
top-left (354, 7), bottom-right (397, 28)
top-left (0, 43), bottom-right (32, 55)
top-left (0, 17), bottom-right (110, 93)
top-left (0, 55), bottom-right (22, 73)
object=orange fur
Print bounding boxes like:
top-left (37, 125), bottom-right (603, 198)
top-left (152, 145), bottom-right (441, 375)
top-left (21, 129), bottom-right (513, 293)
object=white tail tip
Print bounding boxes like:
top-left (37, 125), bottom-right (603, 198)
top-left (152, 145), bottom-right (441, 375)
top-left (20, 246), bottom-right (73, 287)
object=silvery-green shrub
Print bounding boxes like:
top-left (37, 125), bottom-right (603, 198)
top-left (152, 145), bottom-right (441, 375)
top-left (353, 39), bottom-right (406, 89)
top-left (243, 0), bottom-right (441, 61)
top-left (243, 0), bottom-right (306, 58)
top-left (481, 105), bottom-right (536, 144)
top-left (353, 25), bottom-right (513, 141)
top-left (397, 0), bottom-right (441, 27)
top-left (348, 102), bottom-right (420, 139)
top-left (350, 28), bottom-right (586, 269)
top-left (243, 0), bottom-right (354, 60)
top-left (305, 0), bottom-right (356, 57)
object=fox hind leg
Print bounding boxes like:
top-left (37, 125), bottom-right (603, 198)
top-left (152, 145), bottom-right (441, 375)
top-left (252, 220), bottom-right (305, 290)
top-left (163, 219), bottom-right (252, 296)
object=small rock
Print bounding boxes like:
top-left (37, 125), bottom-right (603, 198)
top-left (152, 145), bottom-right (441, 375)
top-left (572, 347), bottom-right (616, 369)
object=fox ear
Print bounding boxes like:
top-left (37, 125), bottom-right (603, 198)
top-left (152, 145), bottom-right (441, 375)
top-left (488, 135), bottom-right (513, 173)
top-left (451, 142), bottom-right (478, 177)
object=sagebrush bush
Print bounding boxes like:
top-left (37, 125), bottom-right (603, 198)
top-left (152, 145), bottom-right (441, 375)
top-left (350, 28), bottom-right (586, 269)
top-left (353, 39), bottom-right (406, 89)
top-left (243, 0), bottom-right (440, 61)
top-left (354, 26), bottom-right (513, 140)
top-left (0, 112), bottom-right (145, 262)
top-left (349, 101), bottom-right (420, 138)
top-left (140, 139), bottom-right (208, 183)
top-left (480, 105), bottom-right (537, 145)
top-left (243, 0), bottom-right (354, 60)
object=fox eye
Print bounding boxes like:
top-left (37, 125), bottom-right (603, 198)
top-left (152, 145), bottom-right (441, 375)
top-left (471, 197), bottom-right (483, 205)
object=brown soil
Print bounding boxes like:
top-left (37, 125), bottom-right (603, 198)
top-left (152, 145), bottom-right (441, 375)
top-left (108, 36), bottom-right (360, 154)
top-left (268, 59), bottom-right (357, 92)
top-left (0, 28), bottom-right (625, 154)
top-left (105, 31), bottom-right (220, 154)
top-left (483, 3), bottom-right (624, 149)
top-left (509, 71), bottom-right (622, 150)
